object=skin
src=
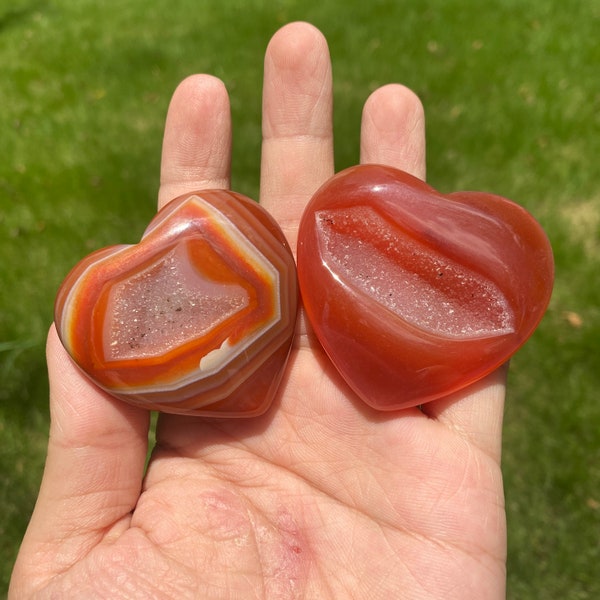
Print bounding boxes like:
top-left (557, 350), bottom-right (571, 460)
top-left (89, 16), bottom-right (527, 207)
top-left (9, 22), bottom-right (506, 599)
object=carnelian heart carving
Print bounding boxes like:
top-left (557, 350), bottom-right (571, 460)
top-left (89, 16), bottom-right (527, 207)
top-left (297, 164), bottom-right (554, 410)
top-left (55, 190), bottom-right (298, 417)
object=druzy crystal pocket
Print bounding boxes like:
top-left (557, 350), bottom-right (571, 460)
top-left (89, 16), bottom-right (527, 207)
top-left (55, 190), bottom-right (298, 417)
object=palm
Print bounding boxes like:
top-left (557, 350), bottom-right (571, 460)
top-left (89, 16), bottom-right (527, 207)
top-left (10, 23), bottom-right (506, 599)
top-left (140, 345), bottom-right (505, 598)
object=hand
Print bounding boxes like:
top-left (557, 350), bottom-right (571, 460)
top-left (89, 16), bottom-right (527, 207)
top-left (10, 22), bottom-right (506, 599)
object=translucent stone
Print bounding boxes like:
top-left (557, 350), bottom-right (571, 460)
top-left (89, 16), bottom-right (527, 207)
top-left (297, 164), bottom-right (554, 410)
top-left (55, 191), bottom-right (298, 417)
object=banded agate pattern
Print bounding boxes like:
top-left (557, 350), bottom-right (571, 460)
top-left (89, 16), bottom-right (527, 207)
top-left (55, 190), bottom-right (298, 416)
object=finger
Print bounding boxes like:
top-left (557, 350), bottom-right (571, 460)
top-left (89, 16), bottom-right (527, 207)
top-left (158, 74), bottom-right (231, 209)
top-left (12, 326), bottom-right (150, 588)
top-left (155, 23), bottom-right (334, 453)
top-left (260, 22), bottom-right (334, 251)
top-left (154, 25), bottom-right (333, 447)
top-left (361, 85), bottom-right (505, 459)
top-left (360, 83), bottom-right (426, 180)
top-left (421, 356), bottom-right (506, 459)
top-left (421, 365), bottom-right (507, 461)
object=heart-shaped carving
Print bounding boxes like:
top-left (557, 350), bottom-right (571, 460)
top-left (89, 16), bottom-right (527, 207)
top-left (55, 190), bottom-right (298, 417)
top-left (297, 164), bottom-right (554, 410)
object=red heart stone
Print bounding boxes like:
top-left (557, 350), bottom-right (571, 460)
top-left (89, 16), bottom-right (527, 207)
top-left (297, 164), bottom-right (554, 410)
top-left (55, 190), bottom-right (298, 417)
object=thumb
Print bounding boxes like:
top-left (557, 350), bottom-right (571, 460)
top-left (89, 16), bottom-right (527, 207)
top-left (11, 325), bottom-right (150, 592)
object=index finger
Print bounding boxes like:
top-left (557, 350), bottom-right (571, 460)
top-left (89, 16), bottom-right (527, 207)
top-left (158, 74), bottom-right (232, 210)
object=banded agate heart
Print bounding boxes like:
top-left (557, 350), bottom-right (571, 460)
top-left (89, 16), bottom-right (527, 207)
top-left (55, 190), bottom-right (298, 417)
top-left (297, 164), bottom-right (554, 411)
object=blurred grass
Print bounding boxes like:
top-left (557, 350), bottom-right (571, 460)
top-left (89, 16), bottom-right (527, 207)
top-left (1, 0), bottom-right (599, 596)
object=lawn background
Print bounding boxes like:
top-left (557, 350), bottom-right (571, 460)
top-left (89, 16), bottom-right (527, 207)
top-left (1, 0), bottom-right (598, 597)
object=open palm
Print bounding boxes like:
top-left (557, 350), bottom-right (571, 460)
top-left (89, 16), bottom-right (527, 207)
top-left (10, 23), bottom-right (506, 599)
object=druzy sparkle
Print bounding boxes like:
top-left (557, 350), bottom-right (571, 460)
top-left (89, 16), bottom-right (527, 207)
top-left (55, 190), bottom-right (298, 416)
top-left (297, 164), bottom-right (554, 410)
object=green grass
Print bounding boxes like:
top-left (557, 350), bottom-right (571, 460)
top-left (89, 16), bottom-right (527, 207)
top-left (1, 0), bottom-right (599, 596)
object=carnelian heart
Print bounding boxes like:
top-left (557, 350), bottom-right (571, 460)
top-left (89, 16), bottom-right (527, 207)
top-left (297, 164), bottom-right (554, 410)
top-left (55, 190), bottom-right (298, 417)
